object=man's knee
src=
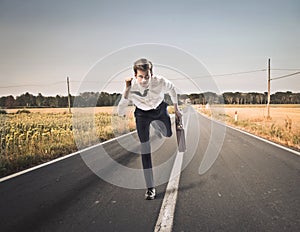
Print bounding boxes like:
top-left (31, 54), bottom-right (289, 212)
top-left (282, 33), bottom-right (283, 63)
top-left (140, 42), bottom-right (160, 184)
top-left (166, 131), bottom-right (172, 138)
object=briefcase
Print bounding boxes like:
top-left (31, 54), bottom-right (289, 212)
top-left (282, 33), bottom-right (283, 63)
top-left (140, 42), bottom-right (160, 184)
top-left (176, 117), bottom-right (186, 152)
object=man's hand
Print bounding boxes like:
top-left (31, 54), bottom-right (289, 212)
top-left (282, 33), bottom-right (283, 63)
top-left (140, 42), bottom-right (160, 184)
top-left (175, 109), bottom-right (182, 120)
top-left (124, 77), bottom-right (133, 99)
top-left (174, 103), bottom-right (182, 121)
top-left (125, 77), bottom-right (133, 88)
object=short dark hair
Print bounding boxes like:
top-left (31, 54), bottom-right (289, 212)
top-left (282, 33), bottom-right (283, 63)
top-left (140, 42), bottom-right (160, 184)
top-left (133, 58), bottom-right (153, 76)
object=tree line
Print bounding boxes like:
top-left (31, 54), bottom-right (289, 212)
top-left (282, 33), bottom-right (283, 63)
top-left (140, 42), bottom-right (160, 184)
top-left (0, 91), bottom-right (299, 108)
top-left (180, 91), bottom-right (300, 104)
top-left (0, 92), bottom-right (121, 108)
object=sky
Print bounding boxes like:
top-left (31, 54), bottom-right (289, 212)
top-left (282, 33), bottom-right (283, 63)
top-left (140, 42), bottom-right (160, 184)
top-left (0, 0), bottom-right (299, 97)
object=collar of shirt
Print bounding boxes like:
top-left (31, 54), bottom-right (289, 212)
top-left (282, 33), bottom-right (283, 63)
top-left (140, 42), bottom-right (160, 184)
top-left (129, 76), bottom-right (164, 110)
top-left (132, 77), bottom-right (150, 93)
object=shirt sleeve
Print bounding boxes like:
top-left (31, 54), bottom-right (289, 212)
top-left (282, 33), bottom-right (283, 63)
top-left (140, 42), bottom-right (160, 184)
top-left (117, 88), bottom-right (131, 116)
top-left (162, 77), bottom-right (178, 104)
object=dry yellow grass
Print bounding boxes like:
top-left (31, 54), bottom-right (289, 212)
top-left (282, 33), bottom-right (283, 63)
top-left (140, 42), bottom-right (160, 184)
top-left (219, 105), bottom-right (300, 132)
top-left (0, 106), bottom-right (136, 178)
top-left (195, 104), bottom-right (300, 151)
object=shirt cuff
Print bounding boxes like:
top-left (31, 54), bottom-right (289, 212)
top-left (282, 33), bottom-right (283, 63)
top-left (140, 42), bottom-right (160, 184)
top-left (169, 90), bottom-right (178, 105)
top-left (117, 96), bottom-right (130, 116)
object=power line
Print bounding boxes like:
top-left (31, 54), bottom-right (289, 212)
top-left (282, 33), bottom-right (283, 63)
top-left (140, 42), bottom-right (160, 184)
top-left (0, 81), bottom-right (66, 88)
top-left (198, 69), bottom-right (266, 78)
top-left (271, 68), bottom-right (300, 71)
top-left (166, 69), bottom-right (267, 80)
top-left (271, 71), bottom-right (300, 80)
top-left (0, 68), bottom-right (298, 89)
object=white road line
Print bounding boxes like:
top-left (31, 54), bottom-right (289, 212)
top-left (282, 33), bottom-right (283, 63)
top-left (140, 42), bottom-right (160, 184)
top-left (154, 112), bottom-right (299, 232)
top-left (154, 107), bottom-right (193, 231)
top-left (154, 152), bottom-right (184, 232)
top-left (0, 131), bottom-right (136, 183)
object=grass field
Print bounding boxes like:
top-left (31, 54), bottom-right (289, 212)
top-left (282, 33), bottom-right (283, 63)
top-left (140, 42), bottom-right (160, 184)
top-left (196, 104), bottom-right (300, 151)
top-left (0, 107), bottom-right (135, 178)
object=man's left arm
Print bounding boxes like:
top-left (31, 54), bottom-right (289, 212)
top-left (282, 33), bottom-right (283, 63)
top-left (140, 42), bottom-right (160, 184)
top-left (163, 78), bottom-right (182, 119)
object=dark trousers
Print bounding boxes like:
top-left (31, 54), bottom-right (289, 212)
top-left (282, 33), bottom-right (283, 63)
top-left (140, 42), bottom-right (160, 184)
top-left (134, 101), bottom-right (172, 188)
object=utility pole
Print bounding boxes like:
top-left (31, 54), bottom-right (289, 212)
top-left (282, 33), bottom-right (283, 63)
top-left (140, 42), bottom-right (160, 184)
top-left (67, 77), bottom-right (71, 114)
top-left (267, 58), bottom-right (271, 119)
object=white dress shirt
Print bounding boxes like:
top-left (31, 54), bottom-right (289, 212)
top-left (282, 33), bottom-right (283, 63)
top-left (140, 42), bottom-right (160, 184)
top-left (117, 75), bottom-right (178, 116)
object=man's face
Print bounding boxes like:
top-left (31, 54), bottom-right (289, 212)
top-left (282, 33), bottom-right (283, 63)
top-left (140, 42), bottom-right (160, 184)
top-left (135, 69), bottom-right (151, 88)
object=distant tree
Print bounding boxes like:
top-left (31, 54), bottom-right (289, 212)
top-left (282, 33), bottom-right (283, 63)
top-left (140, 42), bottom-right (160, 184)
top-left (97, 92), bottom-right (107, 106)
top-left (73, 96), bottom-right (86, 107)
top-left (77, 92), bottom-right (97, 107)
top-left (36, 93), bottom-right (44, 107)
top-left (204, 92), bottom-right (219, 104)
top-left (223, 92), bottom-right (234, 104)
top-left (188, 93), bottom-right (199, 104)
top-left (47, 97), bottom-right (57, 107)
top-left (0, 96), bottom-right (6, 107)
top-left (110, 93), bottom-right (121, 106)
top-left (270, 91), bottom-right (300, 104)
top-left (15, 92), bottom-right (36, 107)
top-left (54, 95), bottom-right (69, 107)
top-left (233, 92), bottom-right (241, 104)
top-left (5, 96), bottom-right (15, 108)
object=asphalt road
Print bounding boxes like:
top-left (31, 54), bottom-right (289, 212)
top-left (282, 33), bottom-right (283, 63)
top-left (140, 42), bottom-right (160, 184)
top-left (1, 113), bottom-right (299, 232)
